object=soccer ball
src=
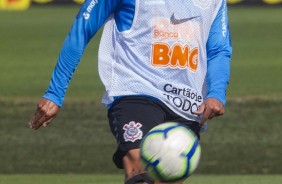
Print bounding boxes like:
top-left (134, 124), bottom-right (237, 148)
top-left (140, 122), bottom-right (201, 183)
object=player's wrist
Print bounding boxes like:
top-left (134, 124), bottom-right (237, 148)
top-left (206, 92), bottom-right (226, 106)
top-left (42, 93), bottom-right (63, 107)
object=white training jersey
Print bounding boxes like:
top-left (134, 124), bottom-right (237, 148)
top-left (44, 0), bottom-right (232, 125)
top-left (99, 0), bottom-right (223, 121)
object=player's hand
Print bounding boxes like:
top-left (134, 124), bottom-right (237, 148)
top-left (194, 98), bottom-right (224, 126)
top-left (29, 98), bottom-right (60, 130)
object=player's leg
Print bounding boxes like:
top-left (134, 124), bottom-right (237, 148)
top-left (123, 149), bottom-right (143, 180)
top-left (123, 148), bottom-right (182, 184)
top-left (123, 149), bottom-right (152, 184)
top-left (107, 96), bottom-right (166, 184)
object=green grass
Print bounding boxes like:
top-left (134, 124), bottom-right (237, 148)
top-left (0, 6), bottom-right (103, 100)
top-left (0, 5), bottom-right (282, 176)
top-left (228, 7), bottom-right (282, 97)
top-left (0, 6), bottom-right (282, 101)
top-left (0, 175), bottom-right (282, 184)
top-left (1, 100), bottom-right (281, 174)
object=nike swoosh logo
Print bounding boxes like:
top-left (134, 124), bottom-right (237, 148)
top-left (170, 13), bottom-right (199, 25)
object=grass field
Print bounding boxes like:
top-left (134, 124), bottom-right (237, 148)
top-left (0, 175), bottom-right (282, 184)
top-left (0, 4), bottom-right (282, 182)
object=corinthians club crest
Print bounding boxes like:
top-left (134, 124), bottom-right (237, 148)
top-left (123, 121), bottom-right (143, 142)
top-left (193, 0), bottom-right (211, 9)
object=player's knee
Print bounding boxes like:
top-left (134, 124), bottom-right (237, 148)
top-left (123, 149), bottom-right (143, 173)
top-left (123, 149), bottom-right (152, 183)
top-left (125, 149), bottom-right (140, 161)
top-left (124, 173), bottom-right (154, 184)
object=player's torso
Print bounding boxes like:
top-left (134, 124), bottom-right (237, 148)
top-left (99, 0), bottom-right (223, 121)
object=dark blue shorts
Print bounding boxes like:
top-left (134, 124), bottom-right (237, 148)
top-left (107, 96), bottom-right (200, 169)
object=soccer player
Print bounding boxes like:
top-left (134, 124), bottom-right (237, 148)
top-left (29, 0), bottom-right (232, 184)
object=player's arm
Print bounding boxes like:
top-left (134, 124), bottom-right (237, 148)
top-left (30, 0), bottom-right (121, 130)
top-left (195, 0), bottom-right (232, 125)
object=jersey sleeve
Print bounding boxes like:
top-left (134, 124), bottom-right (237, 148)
top-left (206, 0), bottom-right (232, 106)
top-left (43, 0), bottom-right (121, 107)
